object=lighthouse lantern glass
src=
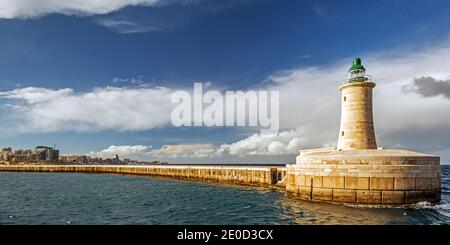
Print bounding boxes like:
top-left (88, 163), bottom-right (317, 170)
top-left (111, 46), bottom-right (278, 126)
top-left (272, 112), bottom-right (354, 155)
top-left (349, 69), bottom-right (366, 82)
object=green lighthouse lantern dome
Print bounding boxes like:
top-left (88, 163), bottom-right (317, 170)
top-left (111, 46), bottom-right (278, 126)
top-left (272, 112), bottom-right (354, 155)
top-left (349, 58), bottom-right (365, 71)
top-left (348, 57), bottom-right (367, 83)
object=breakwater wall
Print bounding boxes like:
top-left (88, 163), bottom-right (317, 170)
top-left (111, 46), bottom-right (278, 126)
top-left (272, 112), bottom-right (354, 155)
top-left (0, 165), bottom-right (286, 187)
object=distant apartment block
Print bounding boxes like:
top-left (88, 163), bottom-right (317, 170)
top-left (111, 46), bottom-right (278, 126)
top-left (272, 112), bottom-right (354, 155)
top-left (1, 146), bottom-right (59, 163)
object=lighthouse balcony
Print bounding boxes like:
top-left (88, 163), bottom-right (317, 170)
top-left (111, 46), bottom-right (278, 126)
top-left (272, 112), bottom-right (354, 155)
top-left (348, 74), bottom-right (372, 83)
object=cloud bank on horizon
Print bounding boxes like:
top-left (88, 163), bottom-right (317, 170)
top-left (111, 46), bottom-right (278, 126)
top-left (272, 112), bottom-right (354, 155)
top-left (2, 39), bottom-right (450, 162)
top-left (90, 144), bottom-right (217, 160)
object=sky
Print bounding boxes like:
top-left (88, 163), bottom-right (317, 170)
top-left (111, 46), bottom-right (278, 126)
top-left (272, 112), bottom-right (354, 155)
top-left (1, 0), bottom-right (450, 164)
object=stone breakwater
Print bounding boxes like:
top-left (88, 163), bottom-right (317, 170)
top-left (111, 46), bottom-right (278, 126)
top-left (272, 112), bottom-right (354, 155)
top-left (0, 164), bottom-right (286, 187)
top-left (1, 160), bottom-right (440, 206)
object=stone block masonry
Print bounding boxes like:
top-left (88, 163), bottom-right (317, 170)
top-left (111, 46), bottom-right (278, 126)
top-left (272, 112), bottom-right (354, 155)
top-left (337, 82), bottom-right (377, 150)
top-left (286, 149), bottom-right (441, 205)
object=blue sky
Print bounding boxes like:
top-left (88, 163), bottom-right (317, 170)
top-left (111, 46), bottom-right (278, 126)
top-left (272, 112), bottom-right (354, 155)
top-left (1, 0), bottom-right (450, 163)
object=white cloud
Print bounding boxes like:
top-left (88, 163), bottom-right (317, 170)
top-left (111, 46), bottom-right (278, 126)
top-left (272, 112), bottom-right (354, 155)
top-left (112, 76), bottom-right (145, 85)
top-left (0, 86), bottom-right (175, 132)
top-left (219, 129), bottom-right (308, 156)
top-left (95, 18), bottom-right (166, 34)
top-left (90, 145), bottom-right (150, 158)
top-left (90, 143), bottom-right (217, 160)
top-left (0, 87), bottom-right (74, 103)
top-left (88, 130), bottom-right (308, 162)
top-left (150, 144), bottom-right (216, 158)
top-left (0, 0), bottom-right (164, 19)
top-left (88, 130), bottom-right (307, 161)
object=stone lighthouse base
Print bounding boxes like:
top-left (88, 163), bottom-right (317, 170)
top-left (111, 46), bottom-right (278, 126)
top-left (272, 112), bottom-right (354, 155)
top-left (286, 148), bottom-right (441, 205)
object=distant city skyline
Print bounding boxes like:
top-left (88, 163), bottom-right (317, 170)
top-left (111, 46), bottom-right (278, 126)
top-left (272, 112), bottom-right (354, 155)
top-left (1, 0), bottom-right (450, 164)
top-left (1, 145), bottom-right (166, 165)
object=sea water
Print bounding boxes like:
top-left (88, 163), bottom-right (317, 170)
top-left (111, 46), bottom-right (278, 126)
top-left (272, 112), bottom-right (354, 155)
top-left (0, 166), bottom-right (449, 225)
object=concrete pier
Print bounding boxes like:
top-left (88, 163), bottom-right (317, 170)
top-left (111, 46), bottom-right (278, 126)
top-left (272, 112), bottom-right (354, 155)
top-left (0, 164), bottom-right (286, 187)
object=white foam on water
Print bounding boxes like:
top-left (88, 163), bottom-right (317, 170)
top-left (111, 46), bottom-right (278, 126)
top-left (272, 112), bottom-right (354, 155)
top-left (343, 203), bottom-right (407, 209)
top-left (408, 201), bottom-right (450, 222)
top-left (409, 201), bottom-right (435, 209)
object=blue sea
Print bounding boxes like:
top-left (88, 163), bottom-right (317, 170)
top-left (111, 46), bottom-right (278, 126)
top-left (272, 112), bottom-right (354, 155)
top-left (0, 166), bottom-right (449, 225)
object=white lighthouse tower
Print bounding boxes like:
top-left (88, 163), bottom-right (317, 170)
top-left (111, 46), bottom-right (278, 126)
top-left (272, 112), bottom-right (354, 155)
top-left (337, 58), bottom-right (377, 150)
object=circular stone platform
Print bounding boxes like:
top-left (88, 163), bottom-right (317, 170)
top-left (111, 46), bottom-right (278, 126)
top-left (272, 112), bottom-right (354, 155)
top-left (286, 148), bottom-right (441, 205)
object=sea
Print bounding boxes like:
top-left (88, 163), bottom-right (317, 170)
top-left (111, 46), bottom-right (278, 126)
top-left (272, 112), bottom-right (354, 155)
top-left (0, 166), bottom-right (449, 225)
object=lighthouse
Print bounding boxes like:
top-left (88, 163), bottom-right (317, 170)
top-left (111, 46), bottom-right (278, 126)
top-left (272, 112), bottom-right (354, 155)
top-left (337, 58), bottom-right (377, 150)
top-left (286, 57), bottom-right (441, 205)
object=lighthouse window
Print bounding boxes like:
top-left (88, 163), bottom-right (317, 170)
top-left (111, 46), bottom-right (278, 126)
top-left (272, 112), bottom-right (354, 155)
top-left (341, 131), bottom-right (344, 136)
top-left (344, 96), bottom-right (346, 102)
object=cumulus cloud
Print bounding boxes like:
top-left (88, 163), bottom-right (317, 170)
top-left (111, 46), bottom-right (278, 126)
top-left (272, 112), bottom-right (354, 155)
top-left (0, 86), bottom-right (175, 132)
top-left (88, 129), bottom-right (309, 161)
top-left (151, 144), bottom-right (216, 158)
top-left (90, 143), bottom-right (217, 160)
top-left (403, 76), bottom-right (450, 99)
top-left (219, 130), bottom-right (308, 156)
top-left (91, 145), bottom-right (151, 158)
top-left (0, 0), bottom-right (164, 19)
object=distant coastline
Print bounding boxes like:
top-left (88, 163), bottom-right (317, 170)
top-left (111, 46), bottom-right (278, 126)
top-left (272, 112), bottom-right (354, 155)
top-left (1, 145), bottom-right (167, 166)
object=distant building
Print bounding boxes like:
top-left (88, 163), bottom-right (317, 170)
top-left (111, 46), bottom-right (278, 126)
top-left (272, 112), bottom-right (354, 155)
top-left (35, 146), bottom-right (59, 161)
top-left (60, 155), bottom-right (89, 164)
top-left (112, 154), bottom-right (120, 164)
top-left (13, 149), bottom-right (34, 162)
top-left (0, 147), bottom-right (13, 161)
